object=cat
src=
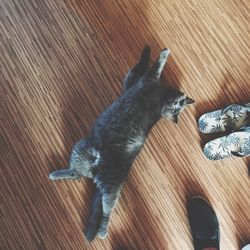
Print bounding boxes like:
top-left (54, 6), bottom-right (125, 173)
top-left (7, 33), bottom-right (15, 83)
top-left (49, 46), bottom-right (194, 241)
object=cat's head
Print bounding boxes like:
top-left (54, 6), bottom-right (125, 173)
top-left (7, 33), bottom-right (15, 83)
top-left (161, 93), bottom-right (194, 123)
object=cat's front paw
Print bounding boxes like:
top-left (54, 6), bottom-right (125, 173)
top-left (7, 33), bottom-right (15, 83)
top-left (49, 171), bottom-right (58, 180)
top-left (98, 229), bottom-right (108, 239)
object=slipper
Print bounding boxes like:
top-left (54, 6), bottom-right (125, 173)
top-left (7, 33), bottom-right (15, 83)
top-left (203, 126), bottom-right (250, 160)
top-left (198, 103), bottom-right (250, 134)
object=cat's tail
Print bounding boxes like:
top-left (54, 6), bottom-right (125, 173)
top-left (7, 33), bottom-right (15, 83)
top-left (84, 189), bottom-right (103, 241)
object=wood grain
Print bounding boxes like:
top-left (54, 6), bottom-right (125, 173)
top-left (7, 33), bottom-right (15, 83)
top-left (0, 0), bottom-right (250, 249)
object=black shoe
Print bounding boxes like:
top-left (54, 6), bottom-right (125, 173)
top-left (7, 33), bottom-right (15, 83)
top-left (187, 197), bottom-right (220, 250)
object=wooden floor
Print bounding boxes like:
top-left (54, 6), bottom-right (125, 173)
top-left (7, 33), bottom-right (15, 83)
top-left (0, 0), bottom-right (250, 249)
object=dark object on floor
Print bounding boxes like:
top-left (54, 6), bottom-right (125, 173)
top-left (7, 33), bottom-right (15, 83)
top-left (187, 197), bottom-right (220, 250)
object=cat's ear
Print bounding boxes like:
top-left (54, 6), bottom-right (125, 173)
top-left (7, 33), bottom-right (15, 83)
top-left (186, 96), bottom-right (195, 104)
top-left (173, 114), bottom-right (178, 123)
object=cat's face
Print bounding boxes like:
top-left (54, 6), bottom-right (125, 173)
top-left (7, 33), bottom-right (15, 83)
top-left (161, 94), bottom-right (194, 123)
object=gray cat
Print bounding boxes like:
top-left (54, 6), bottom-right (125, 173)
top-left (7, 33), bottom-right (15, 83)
top-left (49, 46), bottom-right (194, 241)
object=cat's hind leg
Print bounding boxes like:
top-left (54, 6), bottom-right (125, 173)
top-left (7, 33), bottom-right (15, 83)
top-left (123, 45), bottom-right (151, 91)
top-left (49, 138), bottom-right (100, 180)
top-left (97, 187), bottom-right (121, 239)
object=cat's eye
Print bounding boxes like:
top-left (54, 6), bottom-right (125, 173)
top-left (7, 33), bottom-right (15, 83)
top-left (180, 99), bottom-right (184, 105)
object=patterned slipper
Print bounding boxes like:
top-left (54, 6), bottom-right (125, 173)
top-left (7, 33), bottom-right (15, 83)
top-left (203, 126), bottom-right (250, 160)
top-left (198, 103), bottom-right (250, 134)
